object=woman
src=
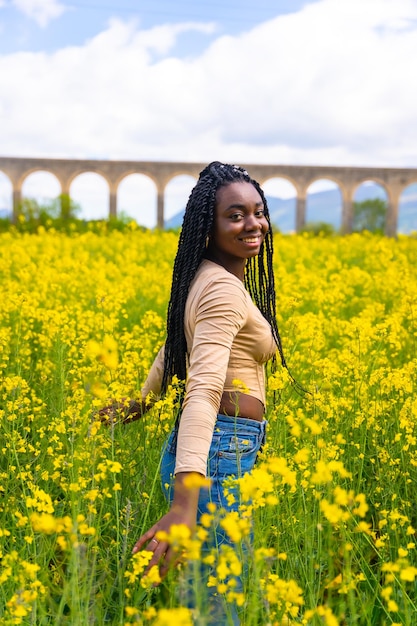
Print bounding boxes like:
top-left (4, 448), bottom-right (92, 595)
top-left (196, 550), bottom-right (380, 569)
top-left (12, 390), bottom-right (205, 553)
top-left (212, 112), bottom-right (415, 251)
top-left (103, 161), bottom-right (289, 622)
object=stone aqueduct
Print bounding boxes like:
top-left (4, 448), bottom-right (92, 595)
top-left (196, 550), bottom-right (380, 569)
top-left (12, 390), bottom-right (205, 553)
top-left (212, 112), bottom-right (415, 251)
top-left (1, 156), bottom-right (416, 235)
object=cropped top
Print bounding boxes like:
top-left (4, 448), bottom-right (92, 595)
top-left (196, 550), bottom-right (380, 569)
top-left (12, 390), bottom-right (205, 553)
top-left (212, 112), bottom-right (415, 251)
top-left (141, 259), bottom-right (277, 476)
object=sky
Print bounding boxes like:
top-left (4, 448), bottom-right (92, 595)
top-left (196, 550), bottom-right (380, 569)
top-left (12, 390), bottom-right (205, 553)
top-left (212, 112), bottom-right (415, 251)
top-left (1, 0), bottom-right (417, 225)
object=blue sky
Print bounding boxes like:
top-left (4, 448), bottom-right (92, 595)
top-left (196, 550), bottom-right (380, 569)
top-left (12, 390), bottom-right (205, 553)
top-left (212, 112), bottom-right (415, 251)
top-left (0, 1), bottom-right (310, 56)
top-left (1, 0), bottom-right (417, 225)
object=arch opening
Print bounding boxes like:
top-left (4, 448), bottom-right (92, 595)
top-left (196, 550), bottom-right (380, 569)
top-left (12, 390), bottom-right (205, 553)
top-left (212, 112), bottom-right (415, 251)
top-left (262, 177), bottom-right (297, 233)
top-left (164, 175), bottom-right (197, 229)
top-left (0, 171), bottom-right (13, 220)
top-left (118, 174), bottom-right (157, 228)
top-left (353, 180), bottom-right (388, 233)
top-left (21, 170), bottom-right (62, 215)
top-left (70, 172), bottom-right (109, 221)
top-left (306, 179), bottom-right (342, 233)
top-left (398, 183), bottom-right (417, 234)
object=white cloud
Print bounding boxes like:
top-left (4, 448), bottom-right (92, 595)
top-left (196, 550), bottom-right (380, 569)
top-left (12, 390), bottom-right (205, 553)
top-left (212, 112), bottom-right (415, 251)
top-left (0, 0), bottom-right (416, 170)
top-left (12, 0), bottom-right (66, 27)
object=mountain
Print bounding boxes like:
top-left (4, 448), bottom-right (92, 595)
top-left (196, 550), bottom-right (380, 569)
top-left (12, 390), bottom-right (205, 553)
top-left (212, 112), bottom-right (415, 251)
top-left (165, 183), bottom-right (417, 233)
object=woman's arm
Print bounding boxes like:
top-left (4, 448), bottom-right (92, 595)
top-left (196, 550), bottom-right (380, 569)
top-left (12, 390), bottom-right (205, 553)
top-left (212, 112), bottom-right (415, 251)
top-left (133, 276), bottom-right (249, 581)
top-left (174, 275), bottom-right (248, 475)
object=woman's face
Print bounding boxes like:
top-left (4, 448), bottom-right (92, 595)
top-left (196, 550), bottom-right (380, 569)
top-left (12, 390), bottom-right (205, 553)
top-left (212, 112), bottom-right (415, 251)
top-left (208, 182), bottom-right (269, 272)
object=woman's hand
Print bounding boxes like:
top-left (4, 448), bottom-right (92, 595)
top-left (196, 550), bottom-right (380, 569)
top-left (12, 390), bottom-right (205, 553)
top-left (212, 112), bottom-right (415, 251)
top-left (98, 399), bottom-right (145, 425)
top-left (133, 506), bottom-right (196, 580)
top-left (132, 472), bottom-right (202, 582)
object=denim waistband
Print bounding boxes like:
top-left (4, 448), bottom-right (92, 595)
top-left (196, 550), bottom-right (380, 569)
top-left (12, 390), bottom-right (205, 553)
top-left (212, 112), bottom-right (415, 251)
top-left (215, 413), bottom-right (267, 436)
top-left (168, 413), bottom-right (267, 460)
top-left (173, 412), bottom-right (267, 436)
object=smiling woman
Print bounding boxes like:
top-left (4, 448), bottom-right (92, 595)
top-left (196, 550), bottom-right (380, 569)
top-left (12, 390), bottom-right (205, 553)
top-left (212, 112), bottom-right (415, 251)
top-left (100, 161), bottom-right (291, 624)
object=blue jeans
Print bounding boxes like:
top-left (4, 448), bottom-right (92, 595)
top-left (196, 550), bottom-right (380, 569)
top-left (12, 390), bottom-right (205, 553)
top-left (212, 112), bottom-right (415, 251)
top-left (160, 414), bottom-right (267, 624)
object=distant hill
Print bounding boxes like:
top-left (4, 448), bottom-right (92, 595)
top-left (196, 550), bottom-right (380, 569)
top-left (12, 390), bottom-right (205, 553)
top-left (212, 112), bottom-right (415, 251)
top-left (165, 183), bottom-right (417, 234)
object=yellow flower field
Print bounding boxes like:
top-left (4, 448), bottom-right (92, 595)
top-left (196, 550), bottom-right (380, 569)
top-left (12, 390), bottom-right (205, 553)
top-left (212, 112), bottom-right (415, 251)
top-left (0, 227), bottom-right (416, 625)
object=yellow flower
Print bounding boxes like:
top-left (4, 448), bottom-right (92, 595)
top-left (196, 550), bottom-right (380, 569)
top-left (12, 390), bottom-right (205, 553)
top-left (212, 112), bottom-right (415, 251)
top-left (124, 550), bottom-right (152, 583)
top-left (261, 574), bottom-right (304, 614)
top-left (183, 473), bottom-right (211, 490)
top-left (355, 521), bottom-right (372, 535)
top-left (157, 523), bottom-right (191, 544)
top-left (30, 513), bottom-right (58, 534)
top-left (152, 607), bottom-right (193, 625)
top-left (26, 487), bottom-right (54, 514)
top-left (353, 493), bottom-right (369, 518)
top-left (320, 500), bottom-right (349, 525)
top-left (141, 564), bottom-right (161, 588)
top-left (293, 447), bottom-right (310, 464)
top-left (232, 378), bottom-right (250, 394)
top-left (387, 599), bottom-right (399, 612)
top-left (400, 566), bottom-right (417, 582)
top-left (107, 460), bottom-right (123, 473)
top-left (86, 335), bottom-right (119, 370)
top-left (220, 511), bottom-right (251, 543)
top-left (311, 459), bottom-right (351, 485)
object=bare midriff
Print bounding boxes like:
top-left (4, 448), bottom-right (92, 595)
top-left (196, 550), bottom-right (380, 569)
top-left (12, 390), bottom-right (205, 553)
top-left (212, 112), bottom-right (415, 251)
top-left (218, 391), bottom-right (264, 422)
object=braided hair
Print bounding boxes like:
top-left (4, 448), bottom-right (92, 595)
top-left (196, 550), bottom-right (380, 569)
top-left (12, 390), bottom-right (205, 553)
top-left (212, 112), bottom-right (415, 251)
top-left (161, 161), bottom-right (288, 394)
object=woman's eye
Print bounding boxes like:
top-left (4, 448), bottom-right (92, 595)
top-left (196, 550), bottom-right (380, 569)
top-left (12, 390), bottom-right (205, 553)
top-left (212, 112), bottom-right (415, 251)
top-left (255, 210), bottom-right (265, 217)
top-left (230, 213), bottom-right (243, 221)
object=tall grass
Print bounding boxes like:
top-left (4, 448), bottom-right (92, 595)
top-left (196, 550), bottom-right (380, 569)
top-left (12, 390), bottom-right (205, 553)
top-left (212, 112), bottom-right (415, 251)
top-left (0, 229), bottom-right (416, 625)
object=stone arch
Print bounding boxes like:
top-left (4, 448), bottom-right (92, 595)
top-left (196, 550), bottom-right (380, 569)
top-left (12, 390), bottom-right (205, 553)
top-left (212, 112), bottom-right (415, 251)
top-left (115, 169), bottom-right (159, 190)
top-left (66, 167), bottom-right (111, 190)
top-left (398, 182), bottom-right (417, 234)
top-left (305, 178), bottom-right (344, 232)
top-left (1, 157), bottom-right (416, 234)
top-left (353, 178), bottom-right (391, 204)
top-left (70, 172), bottom-right (109, 221)
top-left (16, 166), bottom-right (60, 189)
top-left (257, 173), bottom-right (300, 194)
top-left (262, 176), bottom-right (297, 233)
top-left (164, 174), bottom-right (197, 229)
top-left (21, 170), bottom-right (62, 207)
top-left (117, 173), bottom-right (157, 228)
top-left (0, 170), bottom-right (13, 219)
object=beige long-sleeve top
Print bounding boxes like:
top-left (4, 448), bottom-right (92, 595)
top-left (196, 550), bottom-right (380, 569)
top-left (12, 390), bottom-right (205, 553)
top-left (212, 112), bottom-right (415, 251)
top-left (141, 259), bottom-right (277, 476)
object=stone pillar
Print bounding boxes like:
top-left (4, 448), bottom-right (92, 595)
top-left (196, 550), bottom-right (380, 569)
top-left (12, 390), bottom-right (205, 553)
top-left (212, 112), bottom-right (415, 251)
top-left (341, 187), bottom-right (354, 234)
top-left (157, 184), bottom-right (165, 229)
top-left (295, 192), bottom-right (306, 233)
top-left (12, 186), bottom-right (22, 223)
top-left (109, 181), bottom-right (118, 219)
top-left (385, 186), bottom-right (400, 237)
top-left (60, 180), bottom-right (71, 218)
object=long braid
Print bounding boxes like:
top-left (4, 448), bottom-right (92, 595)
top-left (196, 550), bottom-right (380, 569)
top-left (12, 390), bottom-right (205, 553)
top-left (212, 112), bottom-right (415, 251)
top-left (161, 169), bottom-right (216, 392)
top-left (244, 180), bottom-right (287, 368)
top-left (161, 161), bottom-right (289, 394)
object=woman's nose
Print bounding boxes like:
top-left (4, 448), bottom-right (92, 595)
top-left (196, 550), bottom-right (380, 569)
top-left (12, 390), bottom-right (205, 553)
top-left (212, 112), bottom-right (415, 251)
top-left (245, 214), bottom-right (261, 230)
